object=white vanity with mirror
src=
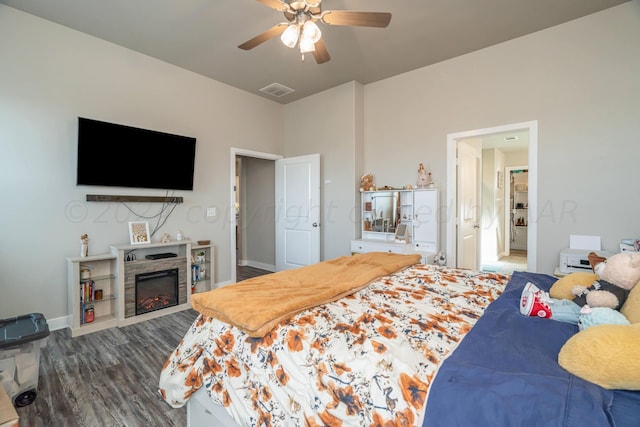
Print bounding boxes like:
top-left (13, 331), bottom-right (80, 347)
top-left (351, 189), bottom-right (439, 264)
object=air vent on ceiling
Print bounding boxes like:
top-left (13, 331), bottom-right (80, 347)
top-left (260, 83), bottom-right (295, 98)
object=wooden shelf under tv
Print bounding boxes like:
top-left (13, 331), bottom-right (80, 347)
top-left (86, 194), bottom-right (183, 203)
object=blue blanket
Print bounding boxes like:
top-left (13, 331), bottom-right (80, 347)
top-left (423, 271), bottom-right (640, 427)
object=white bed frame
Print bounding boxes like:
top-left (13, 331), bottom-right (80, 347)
top-left (187, 387), bottom-right (239, 427)
top-left (187, 384), bottom-right (430, 427)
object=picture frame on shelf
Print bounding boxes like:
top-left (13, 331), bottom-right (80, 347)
top-left (394, 223), bottom-right (408, 242)
top-left (128, 221), bottom-right (150, 245)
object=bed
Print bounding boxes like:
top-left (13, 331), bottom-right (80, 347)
top-left (159, 253), bottom-right (640, 426)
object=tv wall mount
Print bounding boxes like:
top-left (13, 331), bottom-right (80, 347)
top-left (86, 195), bottom-right (183, 203)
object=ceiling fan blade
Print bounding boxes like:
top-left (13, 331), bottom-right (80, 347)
top-left (322, 11), bottom-right (391, 28)
top-left (313, 38), bottom-right (330, 64)
top-left (256, 0), bottom-right (286, 11)
top-left (238, 24), bottom-right (287, 50)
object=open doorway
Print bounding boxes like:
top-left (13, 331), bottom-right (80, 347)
top-left (446, 121), bottom-right (538, 273)
top-left (230, 149), bottom-right (321, 283)
top-left (230, 148), bottom-right (281, 283)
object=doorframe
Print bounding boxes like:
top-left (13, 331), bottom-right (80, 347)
top-left (230, 148), bottom-right (282, 283)
top-left (446, 121), bottom-right (538, 271)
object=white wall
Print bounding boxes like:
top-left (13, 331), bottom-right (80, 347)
top-left (364, 1), bottom-right (640, 274)
top-left (0, 6), bottom-right (283, 322)
top-left (283, 82), bottom-right (364, 260)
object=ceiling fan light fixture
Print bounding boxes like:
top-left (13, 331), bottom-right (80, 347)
top-left (242, 0), bottom-right (392, 64)
top-left (299, 34), bottom-right (316, 53)
top-left (280, 24), bottom-right (300, 48)
top-left (302, 20), bottom-right (321, 43)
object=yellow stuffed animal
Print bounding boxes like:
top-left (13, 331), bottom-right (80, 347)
top-left (556, 253), bottom-right (640, 390)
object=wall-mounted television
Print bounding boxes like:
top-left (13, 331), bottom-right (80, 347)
top-left (76, 117), bottom-right (196, 191)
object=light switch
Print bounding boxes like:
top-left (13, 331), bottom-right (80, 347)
top-left (206, 207), bottom-right (216, 217)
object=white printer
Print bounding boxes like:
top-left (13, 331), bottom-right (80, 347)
top-left (559, 248), bottom-right (612, 274)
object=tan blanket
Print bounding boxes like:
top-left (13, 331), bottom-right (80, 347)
top-left (191, 252), bottom-right (421, 337)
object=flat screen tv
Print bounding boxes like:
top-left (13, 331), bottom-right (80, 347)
top-left (76, 117), bottom-right (196, 191)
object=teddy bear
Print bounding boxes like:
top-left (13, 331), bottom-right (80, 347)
top-left (549, 251), bottom-right (640, 390)
top-left (571, 251), bottom-right (640, 310)
top-left (360, 173), bottom-right (374, 192)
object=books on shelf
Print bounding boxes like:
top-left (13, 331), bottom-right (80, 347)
top-left (80, 280), bottom-right (95, 325)
top-left (80, 279), bottom-right (95, 303)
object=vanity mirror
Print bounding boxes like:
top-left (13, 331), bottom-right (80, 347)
top-left (362, 190), bottom-right (410, 239)
top-left (365, 191), bottom-right (399, 233)
top-left (354, 188), bottom-right (439, 260)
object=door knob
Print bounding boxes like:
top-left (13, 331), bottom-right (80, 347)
top-left (473, 224), bottom-right (480, 229)
top-left (312, 223), bottom-right (319, 227)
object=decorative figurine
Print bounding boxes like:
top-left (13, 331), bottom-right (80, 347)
top-left (417, 163), bottom-right (429, 188)
top-left (80, 234), bottom-right (89, 257)
top-left (160, 233), bottom-right (171, 243)
top-left (427, 172), bottom-right (435, 189)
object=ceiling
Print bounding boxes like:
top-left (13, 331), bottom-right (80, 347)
top-left (1, 0), bottom-right (629, 104)
top-left (480, 130), bottom-right (529, 153)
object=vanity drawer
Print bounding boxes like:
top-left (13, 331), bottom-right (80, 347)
top-left (350, 240), bottom-right (404, 254)
top-left (413, 241), bottom-right (436, 253)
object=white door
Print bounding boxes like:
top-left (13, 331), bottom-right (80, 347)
top-left (457, 141), bottom-right (481, 270)
top-left (275, 154), bottom-right (321, 271)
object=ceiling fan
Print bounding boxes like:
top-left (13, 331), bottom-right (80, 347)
top-left (238, 0), bottom-right (392, 64)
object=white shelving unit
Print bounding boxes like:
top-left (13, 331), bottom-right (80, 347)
top-left (352, 189), bottom-right (439, 264)
top-left (512, 190), bottom-right (528, 250)
top-left (67, 254), bottom-right (118, 338)
top-left (67, 240), bottom-right (215, 336)
top-left (190, 243), bottom-right (214, 294)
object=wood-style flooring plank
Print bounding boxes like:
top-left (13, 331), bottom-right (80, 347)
top-left (15, 309), bottom-right (198, 426)
top-left (17, 266), bottom-right (271, 426)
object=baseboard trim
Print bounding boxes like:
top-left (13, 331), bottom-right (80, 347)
top-left (244, 260), bottom-right (276, 272)
top-left (48, 315), bottom-right (71, 332)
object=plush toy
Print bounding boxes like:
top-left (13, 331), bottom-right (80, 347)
top-left (570, 251), bottom-right (640, 310)
top-left (556, 252), bottom-right (640, 390)
top-left (577, 304), bottom-right (630, 331)
top-left (360, 173), bottom-right (374, 192)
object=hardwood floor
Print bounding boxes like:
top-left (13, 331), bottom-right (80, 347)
top-left (236, 265), bottom-right (271, 281)
top-left (14, 267), bottom-right (271, 426)
top-left (15, 309), bottom-right (198, 427)
top-left (481, 249), bottom-right (528, 275)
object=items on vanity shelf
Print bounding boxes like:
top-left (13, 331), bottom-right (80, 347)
top-left (360, 173), bottom-right (375, 192)
top-left (353, 188), bottom-right (439, 265)
top-left (417, 163), bottom-right (435, 189)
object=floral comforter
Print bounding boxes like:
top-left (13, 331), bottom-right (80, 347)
top-left (159, 265), bottom-right (508, 426)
